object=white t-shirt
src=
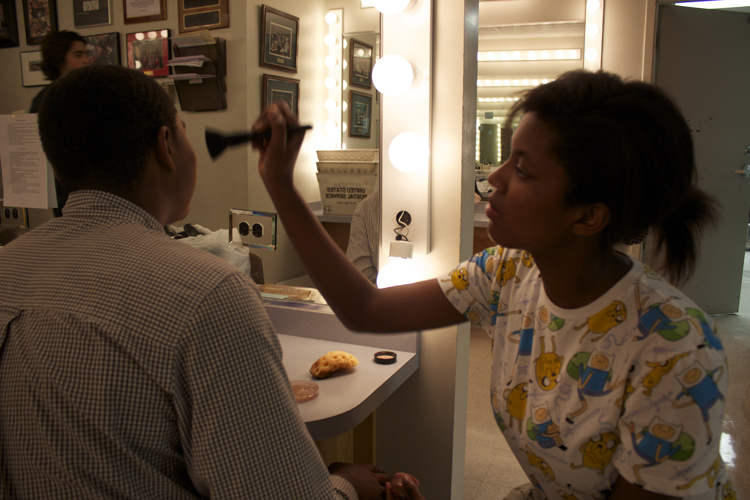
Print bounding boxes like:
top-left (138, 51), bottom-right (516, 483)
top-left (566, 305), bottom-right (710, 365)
top-left (439, 246), bottom-right (732, 500)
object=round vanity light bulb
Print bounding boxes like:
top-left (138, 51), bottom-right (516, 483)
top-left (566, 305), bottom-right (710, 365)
top-left (585, 48), bottom-right (599, 62)
top-left (343, 80), bottom-right (348, 90)
top-left (587, 0), bottom-right (601, 13)
top-left (373, 0), bottom-right (415, 15)
top-left (325, 11), bottom-right (338, 24)
top-left (342, 122), bottom-right (347, 132)
top-left (377, 242), bottom-right (417, 289)
top-left (147, 31), bottom-right (157, 39)
top-left (325, 77), bottom-right (337, 89)
top-left (541, 50), bottom-right (550, 59)
top-left (569, 49), bottom-right (578, 59)
top-left (135, 32), bottom-right (145, 41)
top-left (324, 120), bottom-right (338, 133)
top-left (372, 54), bottom-right (414, 96)
top-left (342, 101), bottom-right (348, 111)
top-left (343, 59), bottom-right (348, 69)
top-left (343, 39), bottom-right (348, 49)
top-left (324, 55), bottom-right (337, 68)
top-left (388, 132), bottom-right (429, 173)
top-left (586, 22), bottom-right (600, 37)
top-left (325, 98), bottom-right (337, 110)
top-left (324, 34), bottom-right (337, 46)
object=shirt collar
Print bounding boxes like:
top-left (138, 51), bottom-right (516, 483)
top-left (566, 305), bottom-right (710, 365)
top-left (62, 190), bottom-right (164, 233)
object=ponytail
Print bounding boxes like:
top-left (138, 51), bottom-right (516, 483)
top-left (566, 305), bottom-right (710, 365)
top-left (651, 187), bottom-right (718, 285)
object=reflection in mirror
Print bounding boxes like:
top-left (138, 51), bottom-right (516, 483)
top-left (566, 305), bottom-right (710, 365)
top-left (342, 32), bottom-right (380, 151)
top-left (475, 0), bottom-right (585, 197)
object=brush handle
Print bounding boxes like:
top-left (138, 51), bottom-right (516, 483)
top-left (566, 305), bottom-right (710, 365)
top-left (229, 125), bottom-right (312, 144)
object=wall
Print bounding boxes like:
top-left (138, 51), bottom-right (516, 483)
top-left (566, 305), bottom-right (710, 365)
top-left (601, 0), bottom-right (653, 80)
top-left (374, 0), bottom-right (478, 498)
top-left (0, 0), bottom-right (332, 283)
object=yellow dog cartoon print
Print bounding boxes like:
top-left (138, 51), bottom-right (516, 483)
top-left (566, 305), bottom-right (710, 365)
top-left (441, 267), bottom-right (470, 295)
top-left (496, 257), bottom-right (521, 287)
top-left (574, 301), bottom-right (627, 343)
top-left (570, 432), bottom-right (620, 475)
top-left (535, 336), bottom-right (564, 391)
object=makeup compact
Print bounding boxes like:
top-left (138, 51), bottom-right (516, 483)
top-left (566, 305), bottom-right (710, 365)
top-left (374, 351), bottom-right (397, 365)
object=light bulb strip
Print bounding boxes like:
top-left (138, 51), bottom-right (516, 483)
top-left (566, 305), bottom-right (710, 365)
top-left (477, 76), bottom-right (555, 87)
top-left (380, 0), bottom-right (432, 259)
top-left (477, 49), bottom-right (581, 62)
top-left (583, 0), bottom-right (604, 71)
top-left (325, 9), bottom-right (343, 149)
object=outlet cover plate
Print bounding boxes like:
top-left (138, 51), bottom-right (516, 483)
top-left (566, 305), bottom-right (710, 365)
top-left (0, 201), bottom-right (29, 227)
top-left (229, 208), bottom-right (277, 250)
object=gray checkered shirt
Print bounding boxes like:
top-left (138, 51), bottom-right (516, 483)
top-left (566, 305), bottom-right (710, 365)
top-left (346, 194), bottom-right (379, 284)
top-left (0, 191), bottom-right (356, 499)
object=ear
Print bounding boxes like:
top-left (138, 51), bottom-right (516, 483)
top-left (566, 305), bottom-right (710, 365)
top-left (571, 203), bottom-right (610, 237)
top-left (155, 125), bottom-right (176, 172)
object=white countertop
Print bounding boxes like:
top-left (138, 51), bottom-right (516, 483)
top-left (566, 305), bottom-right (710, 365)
top-left (265, 301), bottom-right (419, 441)
top-left (279, 334), bottom-right (417, 440)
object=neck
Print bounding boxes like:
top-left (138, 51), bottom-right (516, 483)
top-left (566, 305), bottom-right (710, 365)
top-left (533, 245), bottom-right (632, 310)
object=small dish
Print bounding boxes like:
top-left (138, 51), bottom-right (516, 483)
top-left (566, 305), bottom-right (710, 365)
top-left (290, 380), bottom-right (319, 403)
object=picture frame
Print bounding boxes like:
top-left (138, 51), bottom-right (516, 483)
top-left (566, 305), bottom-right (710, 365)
top-left (178, 0), bottom-right (228, 33)
top-left (349, 38), bottom-right (373, 89)
top-left (349, 90), bottom-right (372, 138)
top-left (0, 0), bottom-right (20, 48)
top-left (84, 32), bottom-right (120, 66)
top-left (20, 50), bottom-right (46, 87)
top-left (262, 74), bottom-right (299, 116)
top-left (74, 0), bottom-right (111, 28)
top-left (260, 5), bottom-right (298, 74)
top-left (123, 0), bottom-right (166, 25)
top-left (126, 29), bottom-right (170, 78)
top-left (22, 0), bottom-right (58, 46)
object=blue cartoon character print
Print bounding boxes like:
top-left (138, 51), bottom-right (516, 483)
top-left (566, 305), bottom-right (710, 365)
top-left (565, 350), bottom-right (625, 423)
top-left (625, 416), bottom-right (695, 486)
top-left (673, 360), bottom-right (724, 444)
top-left (527, 402), bottom-right (567, 451)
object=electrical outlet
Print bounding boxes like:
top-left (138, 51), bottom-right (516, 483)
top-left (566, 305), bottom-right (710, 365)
top-left (0, 201), bottom-right (28, 227)
top-left (229, 208), bottom-right (277, 250)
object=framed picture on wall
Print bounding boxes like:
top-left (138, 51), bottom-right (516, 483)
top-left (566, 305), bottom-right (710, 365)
top-left (126, 29), bottom-right (170, 77)
top-left (123, 0), bottom-right (166, 25)
top-left (260, 5), bottom-right (298, 73)
top-left (74, 0), bottom-right (111, 28)
top-left (349, 90), bottom-right (372, 138)
top-left (349, 38), bottom-right (373, 89)
top-left (20, 50), bottom-right (46, 86)
top-left (262, 74), bottom-right (299, 116)
top-left (178, 0), bottom-right (229, 33)
top-left (21, 0), bottom-right (58, 46)
top-left (0, 0), bottom-right (20, 48)
top-left (84, 32), bottom-right (120, 66)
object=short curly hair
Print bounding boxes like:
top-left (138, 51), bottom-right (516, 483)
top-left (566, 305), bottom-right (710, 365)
top-left (38, 65), bottom-right (177, 196)
top-left (41, 30), bottom-right (86, 81)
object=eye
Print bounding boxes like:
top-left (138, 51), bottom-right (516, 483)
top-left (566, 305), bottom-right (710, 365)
top-left (515, 163), bottom-right (530, 179)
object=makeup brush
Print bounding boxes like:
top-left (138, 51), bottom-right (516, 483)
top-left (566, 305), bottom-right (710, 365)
top-left (205, 125), bottom-right (312, 159)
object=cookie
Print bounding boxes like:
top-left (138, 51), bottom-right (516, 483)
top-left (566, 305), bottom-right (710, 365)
top-left (310, 350), bottom-right (359, 379)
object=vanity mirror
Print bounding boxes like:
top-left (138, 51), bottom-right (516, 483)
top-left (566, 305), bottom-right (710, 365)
top-left (476, 0), bottom-right (588, 170)
top-left (342, 32), bottom-right (379, 150)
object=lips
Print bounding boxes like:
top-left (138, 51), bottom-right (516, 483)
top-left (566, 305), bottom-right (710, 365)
top-left (486, 203), bottom-right (499, 218)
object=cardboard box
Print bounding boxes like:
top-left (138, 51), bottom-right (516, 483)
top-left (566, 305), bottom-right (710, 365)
top-left (316, 172), bottom-right (378, 215)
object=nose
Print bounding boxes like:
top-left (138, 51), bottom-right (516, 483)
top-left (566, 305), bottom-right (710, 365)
top-left (487, 160), bottom-right (510, 193)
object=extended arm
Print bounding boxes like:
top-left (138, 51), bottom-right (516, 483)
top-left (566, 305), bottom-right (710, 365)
top-left (253, 104), bottom-right (466, 333)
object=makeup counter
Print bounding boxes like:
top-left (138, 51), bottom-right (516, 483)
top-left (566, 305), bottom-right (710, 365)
top-left (262, 290), bottom-right (419, 441)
